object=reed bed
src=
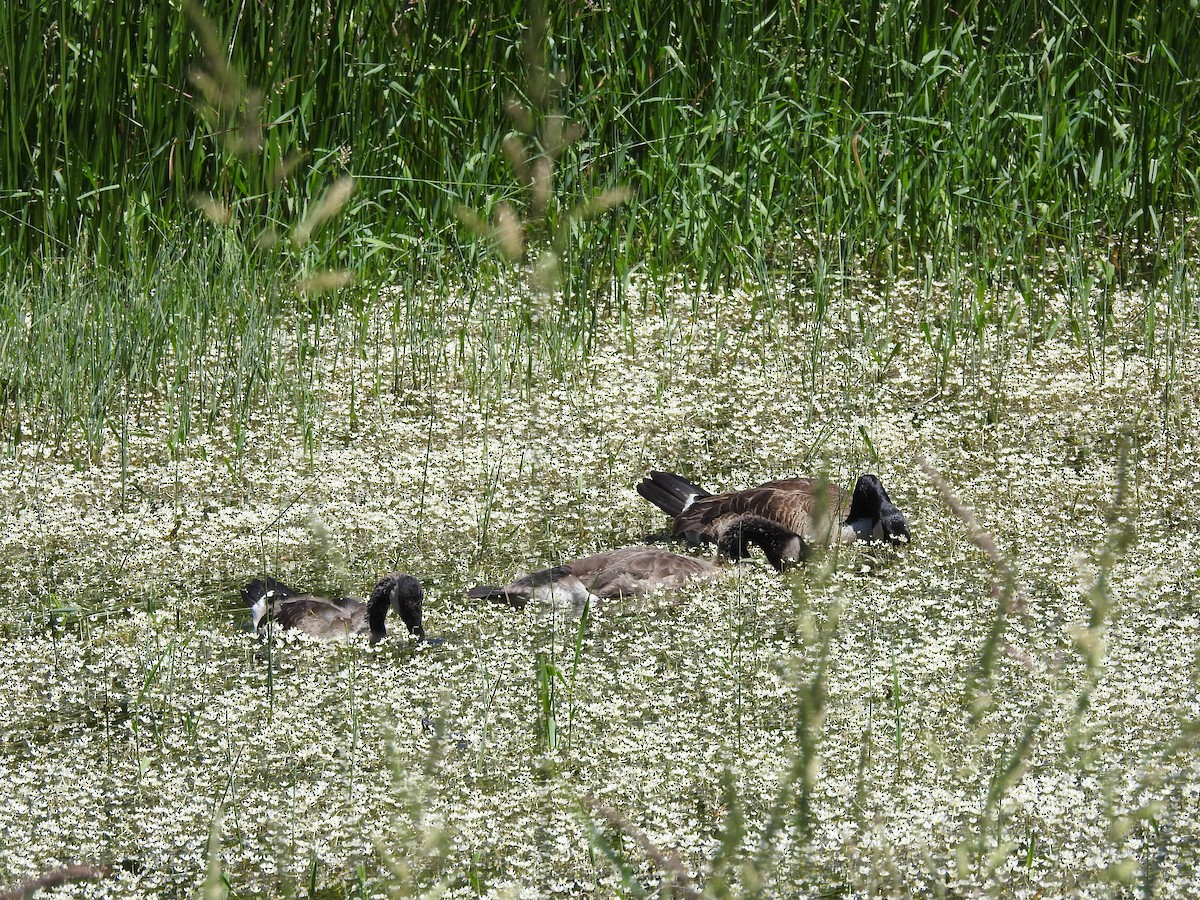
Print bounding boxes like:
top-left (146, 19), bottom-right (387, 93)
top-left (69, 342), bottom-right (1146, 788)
top-left (2, 1), bottom-right (1196, 273)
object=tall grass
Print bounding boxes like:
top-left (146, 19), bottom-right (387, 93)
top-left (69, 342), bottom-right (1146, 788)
top-left (2, 2), bottom-right (1195, 274)
top-left (1, 1), bottom-right (1198, 456)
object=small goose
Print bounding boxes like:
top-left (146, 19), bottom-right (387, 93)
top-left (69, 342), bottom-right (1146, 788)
top-left (466, 546), bottom-right (722, 610)
top-left (241, 573), bottom-right (425, 644)
top-left (637, 471), bottom-right (911, 570)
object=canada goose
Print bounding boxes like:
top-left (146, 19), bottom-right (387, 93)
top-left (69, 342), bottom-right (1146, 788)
top-left (637, 471), bottom-right (911, 570)
top-left (241, 573), bottom-right (425, 644)
top-left (466, 546), bottom-right (722, 610)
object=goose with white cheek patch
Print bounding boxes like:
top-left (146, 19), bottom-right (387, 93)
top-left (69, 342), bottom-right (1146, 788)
top-left (637, 471), bottom-right (911, 571)
top-left (241, 573), bottom-right (425, 644)
top-left (466, 546), bottom-right (722, 610)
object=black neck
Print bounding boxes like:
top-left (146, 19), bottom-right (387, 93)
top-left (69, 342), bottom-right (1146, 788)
top-left (368, 594), bottom-right (391, 642)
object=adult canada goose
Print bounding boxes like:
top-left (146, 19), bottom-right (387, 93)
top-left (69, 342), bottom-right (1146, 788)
top-left (241, 573), bottom-right (425, 644)
top-left (466, 546), bottom-right (721, 610)
top-left (637, 470), bottom-right (911, 570)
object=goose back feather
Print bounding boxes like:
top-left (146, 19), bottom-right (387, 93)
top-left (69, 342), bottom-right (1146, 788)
top-left (638, 470), bottom-right (910, 569)
top-left (241, 573), bottom-right (424, 643)
top-left (467, 546), bottom-right (720, 610)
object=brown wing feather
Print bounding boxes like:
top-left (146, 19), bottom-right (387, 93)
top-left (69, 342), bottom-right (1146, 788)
top-left (675, 480), bottom-right (848, 543)
top-left (274, 595), bottom-right (367, 638)
top-left (566, 547), bottom-right (719, 598)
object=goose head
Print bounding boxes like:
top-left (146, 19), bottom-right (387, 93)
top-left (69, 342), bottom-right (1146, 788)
top-left (843, 474), bottom-right (911, 545)
top-left (367, 573), bottom-right (425, 644)
top-left (241, 577), bottom-right (290, 631)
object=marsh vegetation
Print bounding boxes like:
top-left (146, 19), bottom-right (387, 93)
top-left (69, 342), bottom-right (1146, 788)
top-left (1, 2), bottom-right (1198, 897)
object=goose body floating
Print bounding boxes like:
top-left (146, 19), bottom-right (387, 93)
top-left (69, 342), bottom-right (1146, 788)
top-left (241, 573), bottom-right (425, 643)
top-left (637, 471), bottom-right (911, 570)
top-left (467, 546), bottom-right (721, 610)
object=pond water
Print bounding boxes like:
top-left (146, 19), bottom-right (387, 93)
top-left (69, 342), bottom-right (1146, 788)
top-left (0, 273), bottom-right (1197, 897)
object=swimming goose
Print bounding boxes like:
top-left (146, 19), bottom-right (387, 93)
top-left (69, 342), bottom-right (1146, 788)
top-left (241, 573), bottom-right (425, 643)
top-left (637, 470), bottom-right (911, 570)
top-left (466, 546), bottom-right (721, 610)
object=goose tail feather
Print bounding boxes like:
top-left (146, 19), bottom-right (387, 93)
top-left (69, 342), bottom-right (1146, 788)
top-left (636, 471), bottom-right (711, 518)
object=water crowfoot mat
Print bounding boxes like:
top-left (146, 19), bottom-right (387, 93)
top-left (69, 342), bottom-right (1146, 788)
top-left (0, 271), bottom-right (1197, 897)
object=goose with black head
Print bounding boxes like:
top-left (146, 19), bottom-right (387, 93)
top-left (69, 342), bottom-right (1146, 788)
top-left (242, 573), bottom-right (425, 644)
top-left (638, 471), bottom-right (911, 570)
